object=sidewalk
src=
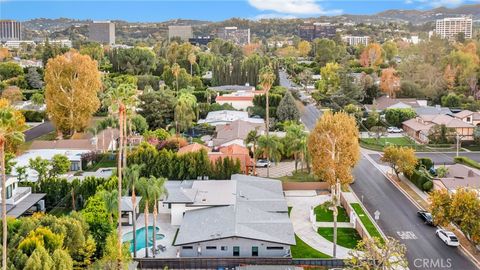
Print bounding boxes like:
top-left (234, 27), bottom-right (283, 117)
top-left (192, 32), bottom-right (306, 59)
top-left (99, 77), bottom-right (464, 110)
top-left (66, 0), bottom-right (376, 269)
top-left (286, 193), bottom-right (352, 259)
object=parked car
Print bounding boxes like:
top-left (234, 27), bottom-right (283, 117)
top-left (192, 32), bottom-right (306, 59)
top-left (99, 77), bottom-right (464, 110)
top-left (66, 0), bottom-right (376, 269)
top-left (256, 159), bottom-right (271, 168)
top-left (387, 127), bottom-right (403, 133)
top-left (436, 229), bottom-right (460, 247)
top-left (417, 210), bottom-right (434, 226)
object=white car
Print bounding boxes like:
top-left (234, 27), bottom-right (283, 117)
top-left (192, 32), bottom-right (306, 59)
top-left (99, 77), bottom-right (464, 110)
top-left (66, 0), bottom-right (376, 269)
top-left (436, 229), bottom-right (460, 247)
top-left (387, 127), bottom-right (403, 133)
top-left (256, 159), bottom-right (271, 168)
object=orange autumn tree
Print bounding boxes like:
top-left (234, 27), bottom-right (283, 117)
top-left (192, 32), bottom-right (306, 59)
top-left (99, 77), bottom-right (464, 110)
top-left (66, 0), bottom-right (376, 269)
top-left (0, 98), bottom-right (27, 152)
top-left (44, 50), bottom-right (101, 137)
top-left (243, 43), bottom-right (261, 57)
top-left (360, 43), bottom-right (383, 67)
top-left (380, 68), bottom-right (401, 98)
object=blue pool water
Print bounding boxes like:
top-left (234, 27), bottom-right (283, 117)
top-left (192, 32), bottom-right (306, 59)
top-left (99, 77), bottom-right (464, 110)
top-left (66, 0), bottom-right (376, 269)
top-left (122, 226), bottom-right (165, 252)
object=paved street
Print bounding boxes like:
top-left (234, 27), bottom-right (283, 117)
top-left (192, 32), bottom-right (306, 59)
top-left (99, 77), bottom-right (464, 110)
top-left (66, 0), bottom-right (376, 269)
top-left (352, 156), bottom-right (478, 270)
top-left (24, 121), bottom-right (54, 142)
top-left (279, 70), bottom-right (321, 131)
top-left (369, 152), bottom-right (480, 166)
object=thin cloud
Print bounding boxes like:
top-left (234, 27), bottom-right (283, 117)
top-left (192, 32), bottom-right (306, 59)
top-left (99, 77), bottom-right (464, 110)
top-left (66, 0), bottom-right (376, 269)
top-left (252, 13), bottom-right (298, 20)
top-left (248, 0), bottom-right (342, 15)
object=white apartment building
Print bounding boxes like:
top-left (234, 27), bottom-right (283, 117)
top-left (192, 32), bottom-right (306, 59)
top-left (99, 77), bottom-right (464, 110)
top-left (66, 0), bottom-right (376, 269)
top-left (435, 17), bottom-right (473, 40)
top-left (342, 35), bottom-right (369, 46)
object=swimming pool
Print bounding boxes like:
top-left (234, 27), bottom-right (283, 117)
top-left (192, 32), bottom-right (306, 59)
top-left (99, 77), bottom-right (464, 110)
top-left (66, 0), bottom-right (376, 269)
top-left (123, 226), bottom-right (165, 252)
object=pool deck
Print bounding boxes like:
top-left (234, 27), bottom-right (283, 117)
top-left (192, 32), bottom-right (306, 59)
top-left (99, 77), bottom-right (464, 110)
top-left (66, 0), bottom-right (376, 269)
top-left (122, 211), bottom-right (179, 258)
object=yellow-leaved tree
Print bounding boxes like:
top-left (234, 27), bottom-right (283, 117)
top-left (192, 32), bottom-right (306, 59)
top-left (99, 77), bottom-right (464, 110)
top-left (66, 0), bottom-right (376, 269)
top-left (297, 40), bottom-right (311, 58)
top-left (44, 50), bottom-right (101, 136)
top-left (308, 111), bottom-right (360, 258)
top-left (381, 145), bottom-right (417, 179)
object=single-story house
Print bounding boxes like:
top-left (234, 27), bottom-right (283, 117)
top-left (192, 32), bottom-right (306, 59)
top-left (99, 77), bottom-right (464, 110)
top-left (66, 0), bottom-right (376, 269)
top-left (402, 114), bottom-right (474, 143)
top-left (454, 110), bottom-right (480, 127)
top-left (198, 110), bottom-right (264, 126)
top-left (414, 105), bottom-right (452, 116)
top-left (163, 174), bottom-right (295, 257)
top-left (213, 120), bottom-right (265, 147)
top-left (433, 164), bottom-right (480, 194)
top-left (365, 96), bottom-right (427, 113)
top-left (208, 85), bottom-right (256, 92)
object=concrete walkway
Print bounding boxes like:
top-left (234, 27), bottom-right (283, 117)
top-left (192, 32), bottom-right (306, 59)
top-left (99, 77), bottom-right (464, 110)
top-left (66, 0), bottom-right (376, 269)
top-left (316, 222), bottom-right (354, 228)
top-left (286, 193), bottom-right (352, 259)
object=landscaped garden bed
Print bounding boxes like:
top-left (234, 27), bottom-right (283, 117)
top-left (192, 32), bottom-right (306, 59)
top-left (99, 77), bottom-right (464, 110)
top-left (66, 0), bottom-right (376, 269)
top-left (317, 227), bottom-right (362, 249)
top-left (350, 203), bottom-right (383, 241)
top-left (314, 203), bottom-right (349, 222)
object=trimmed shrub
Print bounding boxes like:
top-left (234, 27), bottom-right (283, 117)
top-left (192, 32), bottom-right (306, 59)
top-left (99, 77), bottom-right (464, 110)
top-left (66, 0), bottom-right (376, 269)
top-left (422, 180), bottom-right (433, 191)
top-left (417, 158), bottom-right (433, 170)
top-left (21, 110), bottom-right (46, 122)
top-left (407, 169), bottom-right (432, 191)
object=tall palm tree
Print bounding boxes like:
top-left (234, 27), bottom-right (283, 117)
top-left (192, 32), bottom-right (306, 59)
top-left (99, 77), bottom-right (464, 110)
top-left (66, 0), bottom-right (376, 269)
top-left (137, 176), bottom-right (166, 258)
top-left (171, 63), bottom-right (181, 95)
top-left (0, 106), bottom-right (25, 270)
top-left (256, 135), bottom-right (283, 167)
top-left (123, 164), bottom-right (144, 258)
top-left (259, 66), bottom-right (276, 177)
top-left (284, 122), bottom-right (307, 172)
top-left (103, 83), bottom-right (137, 269)
top-left (187, 53), bottom-right (196, 76)
top-left (245, 128), bottom-right (260, 176)
top-left (102, 189), bottom-right (118, 225)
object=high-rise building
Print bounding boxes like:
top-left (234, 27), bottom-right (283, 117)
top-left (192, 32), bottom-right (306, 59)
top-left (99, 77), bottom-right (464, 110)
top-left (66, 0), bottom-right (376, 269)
top-left (342, 35), bottom-right (369, 46)
top-left (88, 21), bottom-right (115, 45)
top-left (0, 20), bottom-right (22, 41)
top-left (298, 23), bottom-right (336, 41)
top-left (435, 17), bottom-right (472, 40)
top-left (217, 27), bottom-right (250, 45)
top-left (168, 25), bottom-right (193, 41)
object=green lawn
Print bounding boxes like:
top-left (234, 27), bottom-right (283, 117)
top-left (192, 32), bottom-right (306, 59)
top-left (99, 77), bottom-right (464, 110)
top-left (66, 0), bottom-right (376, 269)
top-left (350, 203), bottom-right (383, 241)
top-left (291, 234), bottom-right (332, 259)
top-left (279, 170), bottom-right (320, 182)
top-left (314, 203), bottom-right (349, 222)
top-left (84, 156), bottom-right (117, 172)
top-left (360, 136), bottom-right (421, 151)
top-left (317, 227), bottom-right (362, 249)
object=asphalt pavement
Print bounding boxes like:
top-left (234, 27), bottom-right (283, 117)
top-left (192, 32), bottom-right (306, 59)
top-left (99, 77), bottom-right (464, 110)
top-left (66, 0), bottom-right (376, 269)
top-left (369, 152), bottom-right (480, 166)
top-left (352, 157), bottom-right (478, 270)
top-left (24, 121), bottom-right (54, 141)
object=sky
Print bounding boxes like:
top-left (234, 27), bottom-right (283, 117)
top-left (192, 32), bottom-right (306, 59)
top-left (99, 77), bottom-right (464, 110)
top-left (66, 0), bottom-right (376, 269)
top-left (1, 0), bottom-right (479, 22)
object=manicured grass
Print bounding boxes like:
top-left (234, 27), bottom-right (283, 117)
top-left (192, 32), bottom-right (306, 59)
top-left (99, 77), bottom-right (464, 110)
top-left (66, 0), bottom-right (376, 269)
top-left (279, 170), bottom-right (320, 182)
top-left (288, 207), bottom-right (292, 216)
top-left (317, 227), bottom-right (362, 249)
top-left (314, 203), bottom-right (349, 222)
top-left (291, 234), bottom-right (332, 259)
top-left (350, 203), bottom-right (383, 241)
top-left (361, 136), bottom-right (415, 146)
top-left (84, 156), bottom-right (117, 172)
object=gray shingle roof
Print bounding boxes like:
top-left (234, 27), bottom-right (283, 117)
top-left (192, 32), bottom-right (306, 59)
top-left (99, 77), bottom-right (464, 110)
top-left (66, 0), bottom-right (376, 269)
top-left (172, 175), bottom-right (295, 246)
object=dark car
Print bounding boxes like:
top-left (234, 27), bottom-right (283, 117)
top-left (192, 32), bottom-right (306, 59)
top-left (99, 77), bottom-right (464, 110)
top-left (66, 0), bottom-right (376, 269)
top-left (417, 210), bottom-right (434, 226)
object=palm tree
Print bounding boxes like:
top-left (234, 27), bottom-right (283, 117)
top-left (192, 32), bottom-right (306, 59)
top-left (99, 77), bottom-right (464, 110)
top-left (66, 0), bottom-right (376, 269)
top-left (256, 135), bottom-right (283, 166)
top-left (0, 106), bottom-right (25, 270)
top-left (103, 83), bottom-right (137, 269)
top-left (245, 128), bottom-right (260, 176)
top-left (187, 53), bottom-right (196, 76)
top-left (171, 63), bottom-right (181, 95)
top-left (259, 66), bottom-right (276, 177)
top-left (137, 176), bottom-right (167, 258)
top-left (102, 189), bottom-right (118, 224)
top-left (123, 164), bottom-right (144, 258)
top-left (284, 122), bottom-right (307, 172)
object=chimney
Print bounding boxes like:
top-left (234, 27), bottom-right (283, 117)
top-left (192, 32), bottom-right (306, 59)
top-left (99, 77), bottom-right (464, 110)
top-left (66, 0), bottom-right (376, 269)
top-left (468, 170), bottom-right (474, 177)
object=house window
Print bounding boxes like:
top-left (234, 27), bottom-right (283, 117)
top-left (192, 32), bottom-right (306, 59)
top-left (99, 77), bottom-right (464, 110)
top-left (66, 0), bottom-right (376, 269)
top-left (206, 246), bottom-right (216, 250)
top-left (220, 246), bottom-right (228, 251)
top-left (70, 161), bottom-right (80, 171)
top-left (233, 246), bottom-right (240, 256)
top-left (252, 246), bottom-right (258, 256)
top-left (182, 246), bottom-right (193, 250)
top-left (6, 185), bottom-right (12, 200)
top-left (266, 246), bottom-right (283, 250)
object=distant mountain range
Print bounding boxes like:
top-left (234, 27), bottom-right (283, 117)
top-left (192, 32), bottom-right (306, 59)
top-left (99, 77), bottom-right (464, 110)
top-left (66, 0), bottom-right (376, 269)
top-left (20, 4), bottom-right (479, 42)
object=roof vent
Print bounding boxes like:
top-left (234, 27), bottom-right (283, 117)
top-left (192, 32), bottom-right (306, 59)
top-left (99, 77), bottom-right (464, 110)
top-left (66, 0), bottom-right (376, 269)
top-left (468, 170), bottom-right (474, 177)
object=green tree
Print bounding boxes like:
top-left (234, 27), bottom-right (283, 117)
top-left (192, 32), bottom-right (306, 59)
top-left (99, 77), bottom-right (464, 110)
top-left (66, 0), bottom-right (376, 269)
top-left (382, 41), bottom-right (398, 61)
top-left (112, 47), bottom-right (156, 75)
top-left (82, 193), bottom-right (114, 257)
top-left (123, 164), bottom-right (143, 257)
top-left (313, 39), bottom-right (346, 67)
top-left (25, 67), bottom-right (44, 89)
top-left (30, 92), bottom-right (45, 105)
top-left (138, 90), bottom-right (177, 129)
top-left (276, 91), bottom-right (300, 122)
top-left (384, 108), bottom-right (417, 127)
top-left (441, 93), bottom-right (462, 108)
top-left (245, 128), bottom-right (261, 176)
top-left (428, 124), bottom-right (455, 144)
top-left (51, 249), bottom-right (73, 270)
top-left (24, 245), bottom-right (54, 270)
top-left (284, 122), bottom-right (308, 172)
top-left (347, 237), bottom-right (408, 270)
top-left (97, 232), bottom-right (131, 270)
top-left (259, 66), bottom-right (276, 177)
top-left (49, 154), bottom-right (71, 178)
top-left (79, 43), bottom-right (104, 61)
top-left (0, 62), bottom-right (23, 80)
top-left (256, 135), bottom-right (283, 164)
top-left (174, 100), bottom-right (196, 133)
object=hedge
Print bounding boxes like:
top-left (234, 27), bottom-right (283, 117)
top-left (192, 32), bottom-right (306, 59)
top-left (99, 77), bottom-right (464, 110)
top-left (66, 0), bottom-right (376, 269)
top-left (407, 169), bottom-right (433, 191)
top-left (21, 110), bottom-right (46, 122)
top-left (454, 156), bottom-right (480, 170)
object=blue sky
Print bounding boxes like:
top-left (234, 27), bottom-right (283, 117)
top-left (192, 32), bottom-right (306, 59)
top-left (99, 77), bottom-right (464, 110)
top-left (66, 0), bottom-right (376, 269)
top-left (1, 0), bottom-right (479, 22)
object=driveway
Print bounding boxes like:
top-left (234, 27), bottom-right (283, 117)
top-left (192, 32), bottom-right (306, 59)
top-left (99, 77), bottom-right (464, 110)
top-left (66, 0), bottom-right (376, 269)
top-left (256, 161), bottom-right (296, 178)
top-left (24, 121), bottom-right (54, 141)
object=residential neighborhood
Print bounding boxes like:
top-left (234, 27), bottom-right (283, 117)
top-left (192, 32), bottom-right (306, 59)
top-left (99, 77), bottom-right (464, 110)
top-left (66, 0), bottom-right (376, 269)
top-left (0, 1), bottom-right (480, 270)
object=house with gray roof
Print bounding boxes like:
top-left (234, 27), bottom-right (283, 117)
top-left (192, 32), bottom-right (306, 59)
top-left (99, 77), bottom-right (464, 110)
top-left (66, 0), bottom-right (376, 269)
top-left (163, 175), bottom-right (295, 257)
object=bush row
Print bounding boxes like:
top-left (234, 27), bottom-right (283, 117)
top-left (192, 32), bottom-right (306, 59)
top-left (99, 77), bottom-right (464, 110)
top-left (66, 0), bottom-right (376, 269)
top-left (407, 169), bottom-right (433, 191)
top-left (21, 110), bottom-right (46, 122)
top-left (454, 156), bottom-right (480, 170)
